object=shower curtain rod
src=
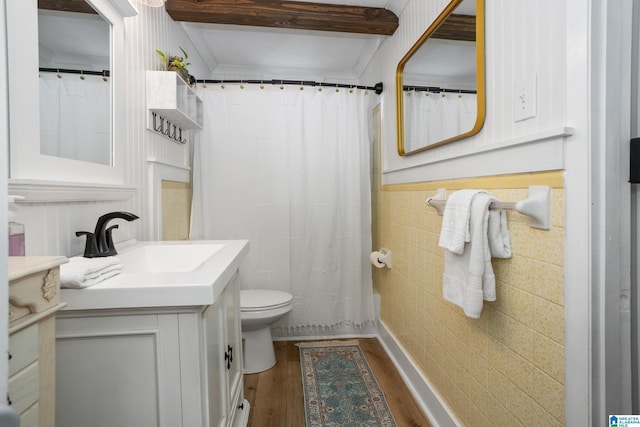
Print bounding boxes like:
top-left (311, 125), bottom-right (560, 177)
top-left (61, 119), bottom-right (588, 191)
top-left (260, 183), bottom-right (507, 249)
top-left (39, 67), bottom-right (110, 77)
top-left (195, 78), bottom-right (384, 95)
top-left (403, 85), bottom-right (476, 94)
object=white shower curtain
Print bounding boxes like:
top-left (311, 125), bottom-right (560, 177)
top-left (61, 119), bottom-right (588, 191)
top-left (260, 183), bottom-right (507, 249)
top-left (39, 72), bottom-right (111, 165)
top-left (190, 84), bottom-right (375, 335)
top-left (403, 90), bottom-right (477, 151)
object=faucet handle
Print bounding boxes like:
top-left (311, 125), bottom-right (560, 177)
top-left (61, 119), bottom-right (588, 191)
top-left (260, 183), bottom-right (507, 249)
top-left (105, 224), bottom-right (119, 253)
top-left (75, 231), bottom-right (99, 258)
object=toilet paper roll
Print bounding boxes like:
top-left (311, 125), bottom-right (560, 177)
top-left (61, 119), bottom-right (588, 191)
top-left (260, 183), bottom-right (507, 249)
top-left (370, 251), bottom-right (386, 268)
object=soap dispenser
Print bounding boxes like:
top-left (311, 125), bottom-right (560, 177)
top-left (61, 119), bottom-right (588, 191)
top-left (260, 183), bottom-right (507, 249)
top-left (8, 195), bottom-right (25, 256)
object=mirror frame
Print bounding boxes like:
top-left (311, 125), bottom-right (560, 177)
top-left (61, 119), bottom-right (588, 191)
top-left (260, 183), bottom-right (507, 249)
top-left (396, 0), bottom-right (485, 156)
top-left (6, 0), bottom-right (136, 190)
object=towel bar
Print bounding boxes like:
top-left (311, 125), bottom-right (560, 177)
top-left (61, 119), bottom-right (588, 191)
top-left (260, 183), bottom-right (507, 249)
top-left (426, 186), bottom-right (551, 230)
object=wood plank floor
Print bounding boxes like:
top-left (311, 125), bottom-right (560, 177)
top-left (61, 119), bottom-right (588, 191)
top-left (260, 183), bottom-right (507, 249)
top-left (243, 338), bottom-right (433, 427)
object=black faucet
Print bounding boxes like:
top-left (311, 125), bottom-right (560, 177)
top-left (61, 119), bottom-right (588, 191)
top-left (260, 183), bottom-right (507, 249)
top-left (76, 211), bottom-right (139, 258)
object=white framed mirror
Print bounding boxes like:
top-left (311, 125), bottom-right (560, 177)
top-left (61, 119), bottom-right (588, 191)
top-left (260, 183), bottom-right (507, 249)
top-left (6, 0), bottom-right (137, 196)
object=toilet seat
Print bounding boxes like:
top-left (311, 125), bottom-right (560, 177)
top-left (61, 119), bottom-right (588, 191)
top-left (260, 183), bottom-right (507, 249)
top-left (240, 290), bottom-right (293, 312)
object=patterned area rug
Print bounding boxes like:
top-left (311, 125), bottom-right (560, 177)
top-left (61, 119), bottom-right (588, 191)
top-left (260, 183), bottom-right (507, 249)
top-left (297, 340), bottom-right (397, 427)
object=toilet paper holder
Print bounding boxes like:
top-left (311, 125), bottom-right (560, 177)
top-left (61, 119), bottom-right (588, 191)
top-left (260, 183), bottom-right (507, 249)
top-left (370, 248), bottom-right (392, 269)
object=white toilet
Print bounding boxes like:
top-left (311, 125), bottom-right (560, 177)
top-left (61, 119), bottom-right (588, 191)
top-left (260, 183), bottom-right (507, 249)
top-left (240, 289), bottom-right (293, 374)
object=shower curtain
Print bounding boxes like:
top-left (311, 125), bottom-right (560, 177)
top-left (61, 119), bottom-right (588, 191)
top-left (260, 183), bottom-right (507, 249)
top-left (403, 90), bottom-right (477, 151)
top-left (39, 72), bottom-right (111, 165)
top-left (190, 84), bottom-right (375, 335)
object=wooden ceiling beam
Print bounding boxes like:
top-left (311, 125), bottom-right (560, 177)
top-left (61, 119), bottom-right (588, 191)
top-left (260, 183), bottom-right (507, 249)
top-left (38, 0), bottom-right (97, 14)
top-left (431, 14), bottom-right (476, 42)
top-left (165, 0), bottom-right (399, 36)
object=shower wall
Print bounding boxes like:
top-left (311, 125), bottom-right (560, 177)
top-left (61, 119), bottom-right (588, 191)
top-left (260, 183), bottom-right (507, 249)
top-left (371, 171), bottom-right (565, 426)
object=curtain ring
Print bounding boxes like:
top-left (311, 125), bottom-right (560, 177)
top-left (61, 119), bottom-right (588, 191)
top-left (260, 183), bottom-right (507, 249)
top-left (299, 81), bottom-right (304, 91)
top-left (335, 84), bottom-right (339, 93)
top-left (57, 69), bottom-right (62, 79)
top-left (221, 83), bottom-right (225, 89)
top-left (202, 80), bottom-right (207, 88)
top-left (102, 71), bottom-right (108, 82)
top-left (260, 80), bottom-right (265, 90)
top-left (80, 70), bottom-right (85, 80)
top-left (458, 90), bottom-right (462, 98)
top-left (240, 81), bottom-right (244, 89)
top-left (349, 85), bottom-right (353, 94)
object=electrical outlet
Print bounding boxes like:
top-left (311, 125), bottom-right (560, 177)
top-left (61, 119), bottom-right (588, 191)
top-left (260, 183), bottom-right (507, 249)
top-left (514, 74), bottom-right (537, 122)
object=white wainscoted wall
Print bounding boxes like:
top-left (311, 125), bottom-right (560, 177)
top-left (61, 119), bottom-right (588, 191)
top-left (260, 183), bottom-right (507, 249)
top-left (12, 4), bottom-right (206, 257)
top-left (362, 0), bottom-right (571, 184)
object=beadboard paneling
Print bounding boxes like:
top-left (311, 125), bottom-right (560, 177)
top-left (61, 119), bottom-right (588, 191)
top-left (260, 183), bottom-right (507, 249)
top-left (361, 0), bottom-right (568, 183)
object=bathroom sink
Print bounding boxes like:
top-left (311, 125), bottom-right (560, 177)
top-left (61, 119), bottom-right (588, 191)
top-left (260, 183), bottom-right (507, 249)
top-left (60, 239), bottom-right (249, 311)
top-left (121, 243), bottom-right (225, 273)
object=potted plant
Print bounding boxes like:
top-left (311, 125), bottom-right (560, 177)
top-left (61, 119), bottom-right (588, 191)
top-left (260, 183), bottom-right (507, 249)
top-left (156, 47), bottom-right (192, 85)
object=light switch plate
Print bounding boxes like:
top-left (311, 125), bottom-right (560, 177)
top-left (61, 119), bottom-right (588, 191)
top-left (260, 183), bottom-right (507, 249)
top-left (514, 73), bottom-right (537, 122)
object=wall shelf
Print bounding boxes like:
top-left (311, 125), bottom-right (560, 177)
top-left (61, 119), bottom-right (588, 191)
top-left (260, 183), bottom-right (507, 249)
top-left (146, 71), bottom-right (203, 133)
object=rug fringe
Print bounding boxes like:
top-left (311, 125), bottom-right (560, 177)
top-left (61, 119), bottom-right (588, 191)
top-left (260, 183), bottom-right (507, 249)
top-left (295, 339), bottom-right (360, 348)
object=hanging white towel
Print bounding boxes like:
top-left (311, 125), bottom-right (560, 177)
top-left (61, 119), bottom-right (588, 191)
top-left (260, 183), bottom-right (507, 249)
top-left (438, 189), bottom-right (488, 254)
top-left (488, 208), bottom-right (512, 259)
top-left (60, 256), bottom-right (123, 289)
top-left (440, 191), bottom-right (511, 318)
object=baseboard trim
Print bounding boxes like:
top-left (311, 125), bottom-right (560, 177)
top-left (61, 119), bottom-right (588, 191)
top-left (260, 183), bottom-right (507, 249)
top-left (376, 320), bottom-right (462, 427)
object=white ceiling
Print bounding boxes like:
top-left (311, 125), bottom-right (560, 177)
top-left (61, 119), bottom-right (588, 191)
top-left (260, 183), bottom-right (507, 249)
top-left (180, 0), bottom-right (409, 82)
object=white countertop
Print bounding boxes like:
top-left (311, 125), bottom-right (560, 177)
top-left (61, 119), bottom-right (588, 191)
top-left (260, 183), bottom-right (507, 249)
top-left (60, 240), bottom-right (249, 311)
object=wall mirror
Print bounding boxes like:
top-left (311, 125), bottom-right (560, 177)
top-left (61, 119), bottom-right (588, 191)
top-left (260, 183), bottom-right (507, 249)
top-left (38, 3), bottom-right (112, 166)
top-left (6, 0), bottom-right (136, 191)
top-left (396, 0), bottom-right (485, 155)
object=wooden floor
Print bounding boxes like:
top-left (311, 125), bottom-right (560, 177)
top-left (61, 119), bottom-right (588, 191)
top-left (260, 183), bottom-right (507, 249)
top-left (243, 338), bottom-right (433, 427)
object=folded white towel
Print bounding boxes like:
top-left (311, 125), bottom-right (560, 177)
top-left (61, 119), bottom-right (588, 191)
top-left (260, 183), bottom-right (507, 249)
top-left (60, 256), bottom-right (123, 289)
top-left (438, 189), bottom-right (488, 254)
top-left (441, 192), bottom-right (512, 318)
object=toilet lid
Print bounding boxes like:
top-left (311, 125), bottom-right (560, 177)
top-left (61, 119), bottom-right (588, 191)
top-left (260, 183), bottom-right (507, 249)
top-left (240, 290), bottom-right (293, 312)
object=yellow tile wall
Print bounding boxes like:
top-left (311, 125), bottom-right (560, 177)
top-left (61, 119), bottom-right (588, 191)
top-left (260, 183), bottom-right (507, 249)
top-left (161, 180), bottom-right (191, 240)
top-left (372, 172), bottom-right (565, 427)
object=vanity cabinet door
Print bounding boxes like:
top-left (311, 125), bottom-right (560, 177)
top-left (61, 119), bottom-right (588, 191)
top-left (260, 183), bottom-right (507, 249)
top-left (203, 298), bottom-right (229, 427)
top-left (203, 275), bottom-right (246, 427)
top-left (224, 276), bottom-right (243, 419)
top-left (56, 313), bottom-right (183, 427)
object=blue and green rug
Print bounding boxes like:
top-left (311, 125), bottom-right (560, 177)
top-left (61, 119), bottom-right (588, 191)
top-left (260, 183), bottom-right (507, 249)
top-left (297, 340), bottom-right (398, 427)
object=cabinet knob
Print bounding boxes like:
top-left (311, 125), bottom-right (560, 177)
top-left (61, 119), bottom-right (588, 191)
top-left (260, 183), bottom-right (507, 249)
top-left (228, 345), bottom-right (233, 363)
top-left (238, 402), bottom-right (244, 410)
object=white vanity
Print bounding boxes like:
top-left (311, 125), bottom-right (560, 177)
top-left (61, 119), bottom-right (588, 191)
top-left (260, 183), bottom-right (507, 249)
top-left (55, 240), bottom-right (250, 427)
